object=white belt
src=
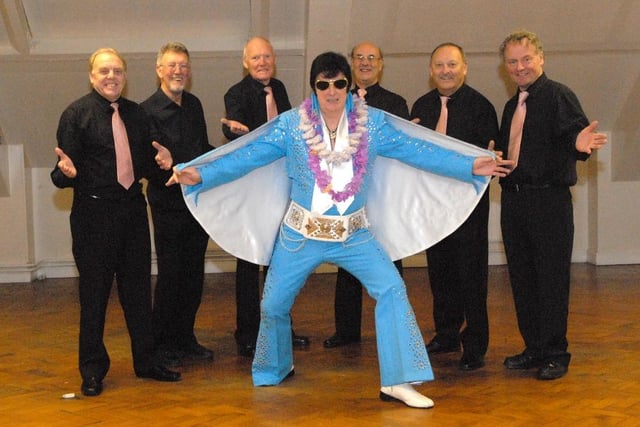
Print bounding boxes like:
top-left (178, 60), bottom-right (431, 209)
top-left (283, 201), bottom-right (369, 242)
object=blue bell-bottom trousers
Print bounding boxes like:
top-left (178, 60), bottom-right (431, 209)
top-left (252, 225), bottom-right (434, 387)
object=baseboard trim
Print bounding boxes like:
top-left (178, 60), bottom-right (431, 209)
top-left (2, 247), bottom-right (636, 284)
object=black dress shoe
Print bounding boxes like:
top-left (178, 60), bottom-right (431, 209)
top-left (237, 343), bottom-right (256, 357)
top-left (159, 349), bottom-right (183, 368)
top-left (285, 368), bottom-right (295, 380)
top-left (459, 354), bottom-right (485, 371)
top-left (136, 365), bottom-right (181, 382)
top-left (537, 361), bottom-right (568, 380)
top-left (323, 334), bottom-right (361, 349)
top-left (81, 377), bottom-right (103, 397)
top-left (503, 352), bottom-right (543, 370)
top-left (426, 339), bottom-right (460, 354)
top-left (182, 343), bottom-right (214, 361)
top-left (292, 333), bottom-right (310, 348)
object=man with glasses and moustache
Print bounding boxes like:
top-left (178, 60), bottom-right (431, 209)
top-left (323, 41), bottom-right (409, 350)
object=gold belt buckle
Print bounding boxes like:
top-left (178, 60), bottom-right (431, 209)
top-left (305, 217), bottom-right (346, 240)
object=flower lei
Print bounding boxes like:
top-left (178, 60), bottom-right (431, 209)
top-left (299, 94), bottom-right (369, 202)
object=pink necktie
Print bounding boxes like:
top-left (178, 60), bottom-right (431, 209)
top-left (264, 86), bottom-right (278, 120)
top-left (111, 103), bottom-right (134, 189)
top-left (435, 96), bottom-right (449, 134)
top-left (357, 88), bottom-right (367, 99)
top-left (508, 91), bottom-right (529, 168)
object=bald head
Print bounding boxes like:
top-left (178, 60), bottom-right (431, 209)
top-left (243, 37), bottom-right (276, 85)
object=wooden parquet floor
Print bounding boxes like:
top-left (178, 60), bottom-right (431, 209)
top-left (1, 264), bottom-right (639, 426)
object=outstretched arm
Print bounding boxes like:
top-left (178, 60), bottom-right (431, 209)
top-left (166, 166), bottom-right (202, 187)
top-left (152, 141), bottom-right (173, 170)
top-left (54, 147), bottom-right (77, 178)
top-left (575, 121), bottom-right (607, 154)
top-left (487, 140), bottom-right (504, 161)
top-left (472, 156), bottom-right (514, 177)
top-left (221, 118), bottom-right (250, 136)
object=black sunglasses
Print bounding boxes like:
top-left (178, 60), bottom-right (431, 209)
top-left (315, 78), bottom-right (349, 91)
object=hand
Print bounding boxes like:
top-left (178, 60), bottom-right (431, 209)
top-left (221, 118), bottom-right (249, 135)
top-left (472, 156), bottom-right (514, 177)
top-left (165, 166), bottom-right (202, 187)
top-left (487, 140), bottom-right (504, 161)
top-left (411, 117), bottom-right (421, 124)
top-left (152, 141), bottom-right (173, 170)
top-left (576, 121), bottom-right (607, 154)
top-left (54, 147), bottom-right (77, 178)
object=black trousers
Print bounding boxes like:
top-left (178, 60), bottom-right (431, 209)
top-left (426, 192), bottom-right (489, 357)
top-left (333, 260), bottom-right (403, 339)
top-left (71, 192), bottom-right (155, 381)
top-left (234, 259), bottom-right (265, 346)
top-left (501, 186), bottom-right (572, 365)
top-left (150, 206), bottom-right (209, 350)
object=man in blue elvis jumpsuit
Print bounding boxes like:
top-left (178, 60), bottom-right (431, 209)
top-left (168, 52), bottom-right (512, 408)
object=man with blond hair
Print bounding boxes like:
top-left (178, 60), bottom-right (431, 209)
top-left (497, 30), bottom-right (607, 380)
top-left (52, 47), bottom-right (180, 397)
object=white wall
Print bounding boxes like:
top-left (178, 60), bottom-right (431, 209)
top-left (1, 0), bottom-right (639, 282)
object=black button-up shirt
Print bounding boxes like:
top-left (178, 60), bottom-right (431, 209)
top-left (222, 75), bottom-right (292, 141)
top-left (411, 83), bottom-right (498, 149)
top-left (52, 90), bottom-right (158, 199)
top-left (352, 82), bottom-right (409, 119)
top-left (497, 73), bottom-right (590, 187)
top-left (141, 88), bottom-right (212, 210)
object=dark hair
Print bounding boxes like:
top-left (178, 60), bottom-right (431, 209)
top-left (309, 52), bottom-right (352, 92)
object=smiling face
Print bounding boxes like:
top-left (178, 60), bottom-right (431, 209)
top-left (156, 50), bottom-right (191, 99)
top-left (243, 37), bottom-right (275, 85)
top-left (89, 51), bottom-right (126, 102)
top-left (351, 42), bottom-right (383, 88)
top-left (429, 44), bottom-right (467, 96)
top-left (315, 72), bottom-right (349, 117)
top-left (503, 39), bottom-right (544, 90)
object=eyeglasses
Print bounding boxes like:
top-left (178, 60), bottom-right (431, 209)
top-left (353, 54), bottom-right (380, 63)
top-left (163, 63), bottom-right (190, 71)
top-left (315, 78), bottom-right (349, 91)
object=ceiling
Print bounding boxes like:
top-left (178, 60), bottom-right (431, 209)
top-left (1, 0), bottom-right (267, 55)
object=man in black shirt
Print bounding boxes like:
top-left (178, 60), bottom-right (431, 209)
top-left (411, 43), bottom-right (498, 371)
top-left (323, 41), bottom-right (408, 349)
top-left (141, 42), bottom-right (213, 367)
top-left (497, 30), bottom-right (607, 380)
top-left (221, 36), bottom-right (309, 357)
top-left (52, 47), bottom-right (181, 397)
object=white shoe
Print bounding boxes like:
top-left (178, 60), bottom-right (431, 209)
top-left (379, 383), bottom-right (434, 408)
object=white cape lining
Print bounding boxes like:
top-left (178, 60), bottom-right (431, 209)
top-left (180, 112), bottom-right (492, 265)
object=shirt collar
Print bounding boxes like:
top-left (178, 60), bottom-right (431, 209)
top-left (352, 81), bottom-right (381, 96)
top-left (518, 72), bottom-right (547, 99)
top-left (247, 74), bottom-right (271, 93)
top-left (437, 83), bottom-right (467, 102)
